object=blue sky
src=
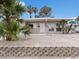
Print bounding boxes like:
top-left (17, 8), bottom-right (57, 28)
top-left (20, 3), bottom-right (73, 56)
top-left (21, 0), bottom-right (79, 19)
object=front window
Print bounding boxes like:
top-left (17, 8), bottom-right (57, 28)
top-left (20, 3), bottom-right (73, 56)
top-left (28, 24), bottom-right (33, 28)
top-left (56, 28), bottom-right (61, 31)
top-left (47, 23), bottom-right (55, 31)
top-left (49, 28), bottom-right (54, 31)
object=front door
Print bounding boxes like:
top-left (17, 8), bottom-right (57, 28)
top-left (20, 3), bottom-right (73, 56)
top-left (40, 23), bottom-right (45, 32)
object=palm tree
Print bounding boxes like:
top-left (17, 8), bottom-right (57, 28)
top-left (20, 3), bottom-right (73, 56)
top-left (61, 20), bottom-right (74, 34)
top-left (27, 5), bottom-right (34, 18)
top-left (39, 6), bottom-right (52, 17)
top-left (0, 0), bottom-right (30, 41)
top-left (66, 20), bottom-right (76, 34)
top-left (0, 0), bottom-right (15, 22)
top-left (27, 5), bottom-right (38, 18)
top-left (33, 7), bottom-right (38, 18)
top-left (0, 20), bottom-right (31, 41)
top-left (61, 20), bottom-right (67, 34)
top-left (15, 2), bottom-right (26, 18)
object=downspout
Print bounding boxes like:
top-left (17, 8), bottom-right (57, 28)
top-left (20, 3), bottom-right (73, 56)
top-left (46, 18), bottom-right (47, 34)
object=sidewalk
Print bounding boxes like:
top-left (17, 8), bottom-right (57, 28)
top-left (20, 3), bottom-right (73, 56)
top-left (0, 57), bottom-right (79, 59)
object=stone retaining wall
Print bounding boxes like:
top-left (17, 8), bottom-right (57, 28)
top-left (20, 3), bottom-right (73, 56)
top-left (0, 47), bottom-right (79, 57)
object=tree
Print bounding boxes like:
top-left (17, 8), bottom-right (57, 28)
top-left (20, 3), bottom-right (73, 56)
top-left (0, 0), bottom-right (26, 21)
top-left (61, 20), bottom-right (67, 34)
top-left (27, 5), bottom-right (34, 18)
top-left (0, 0), bottom-right (30, 41)
top-left (33, 7), bottom-right (38, 18)
top-left (61, 20), bottom-right (74, 34)
top-left (67, 20), bottom-right (76, 33)
top-left (15, 2), bottom-right (26, 18)
top-left (27, 5), bottom-right (38, 18)
top-left (0, 20), bottom-right (31, 41)
top-left (39, 6), bottom-right (52, 17)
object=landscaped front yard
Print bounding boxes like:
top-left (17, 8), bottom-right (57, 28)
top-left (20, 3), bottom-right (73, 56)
top-left (0, 33), bottom-right (79, 47)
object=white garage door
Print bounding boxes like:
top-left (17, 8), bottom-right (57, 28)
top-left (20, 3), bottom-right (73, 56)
top-left (40, 23), bottom-right (45, 32)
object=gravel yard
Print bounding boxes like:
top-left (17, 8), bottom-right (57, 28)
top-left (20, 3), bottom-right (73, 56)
top-left (0, 33), bottom-right (79, 47)
top-left (0, 34), bottom-right (79, 59)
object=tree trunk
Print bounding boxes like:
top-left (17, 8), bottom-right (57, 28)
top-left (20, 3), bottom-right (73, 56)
top-left (66, 24), bottom-right (72, 34)
top-left (30, 14), bottom-right (32, 18)
top-left (6, 36), bottom-right (12, 41)
top-left (34, 13), bottom-right (36, 18)
top-left (6, 16), bottom-right (10, 22)
top-left (5, 16), bottom-right (12, 41)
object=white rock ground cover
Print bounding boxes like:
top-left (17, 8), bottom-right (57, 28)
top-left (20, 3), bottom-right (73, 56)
top-left (0, 33), bottom-right (79, 59)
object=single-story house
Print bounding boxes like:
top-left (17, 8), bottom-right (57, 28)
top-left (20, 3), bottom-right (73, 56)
top-left (25, 18), bottom-right (72, 34)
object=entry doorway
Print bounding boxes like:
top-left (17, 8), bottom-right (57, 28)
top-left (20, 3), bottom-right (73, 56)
top-left (40, 23), bottom-right (45, 32)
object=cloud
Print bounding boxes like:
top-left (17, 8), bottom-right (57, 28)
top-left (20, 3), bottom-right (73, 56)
top-left (19, 1), bottom-right (25, 6)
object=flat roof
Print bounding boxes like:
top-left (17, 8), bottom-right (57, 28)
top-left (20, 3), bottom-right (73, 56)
top-left (25, 18), bottom-right (72, 23)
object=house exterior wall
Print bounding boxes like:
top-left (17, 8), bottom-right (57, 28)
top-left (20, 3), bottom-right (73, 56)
top-left (30, 23), bottom-right (46, 34)
top-left (30, 23), bottom-right (40, 34)
top-left (46, 22), bottom-right (56, 33)
top-left (26, 18), bottom-right (79, 34)
top-left (45, 22), bottom-right (62, 34)
top-left (30, 22), bottom-right (62, 34)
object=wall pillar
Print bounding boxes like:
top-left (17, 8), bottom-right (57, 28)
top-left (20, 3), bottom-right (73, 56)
top-left (54, 23), bottom-right (57, 32)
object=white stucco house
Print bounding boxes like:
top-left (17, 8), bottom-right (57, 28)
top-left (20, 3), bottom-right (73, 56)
top-left (25, 18), bottom-right (73, 34)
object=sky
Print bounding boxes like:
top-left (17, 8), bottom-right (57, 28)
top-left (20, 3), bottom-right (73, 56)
top-left (21, 0), bottom-right (79, 20)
